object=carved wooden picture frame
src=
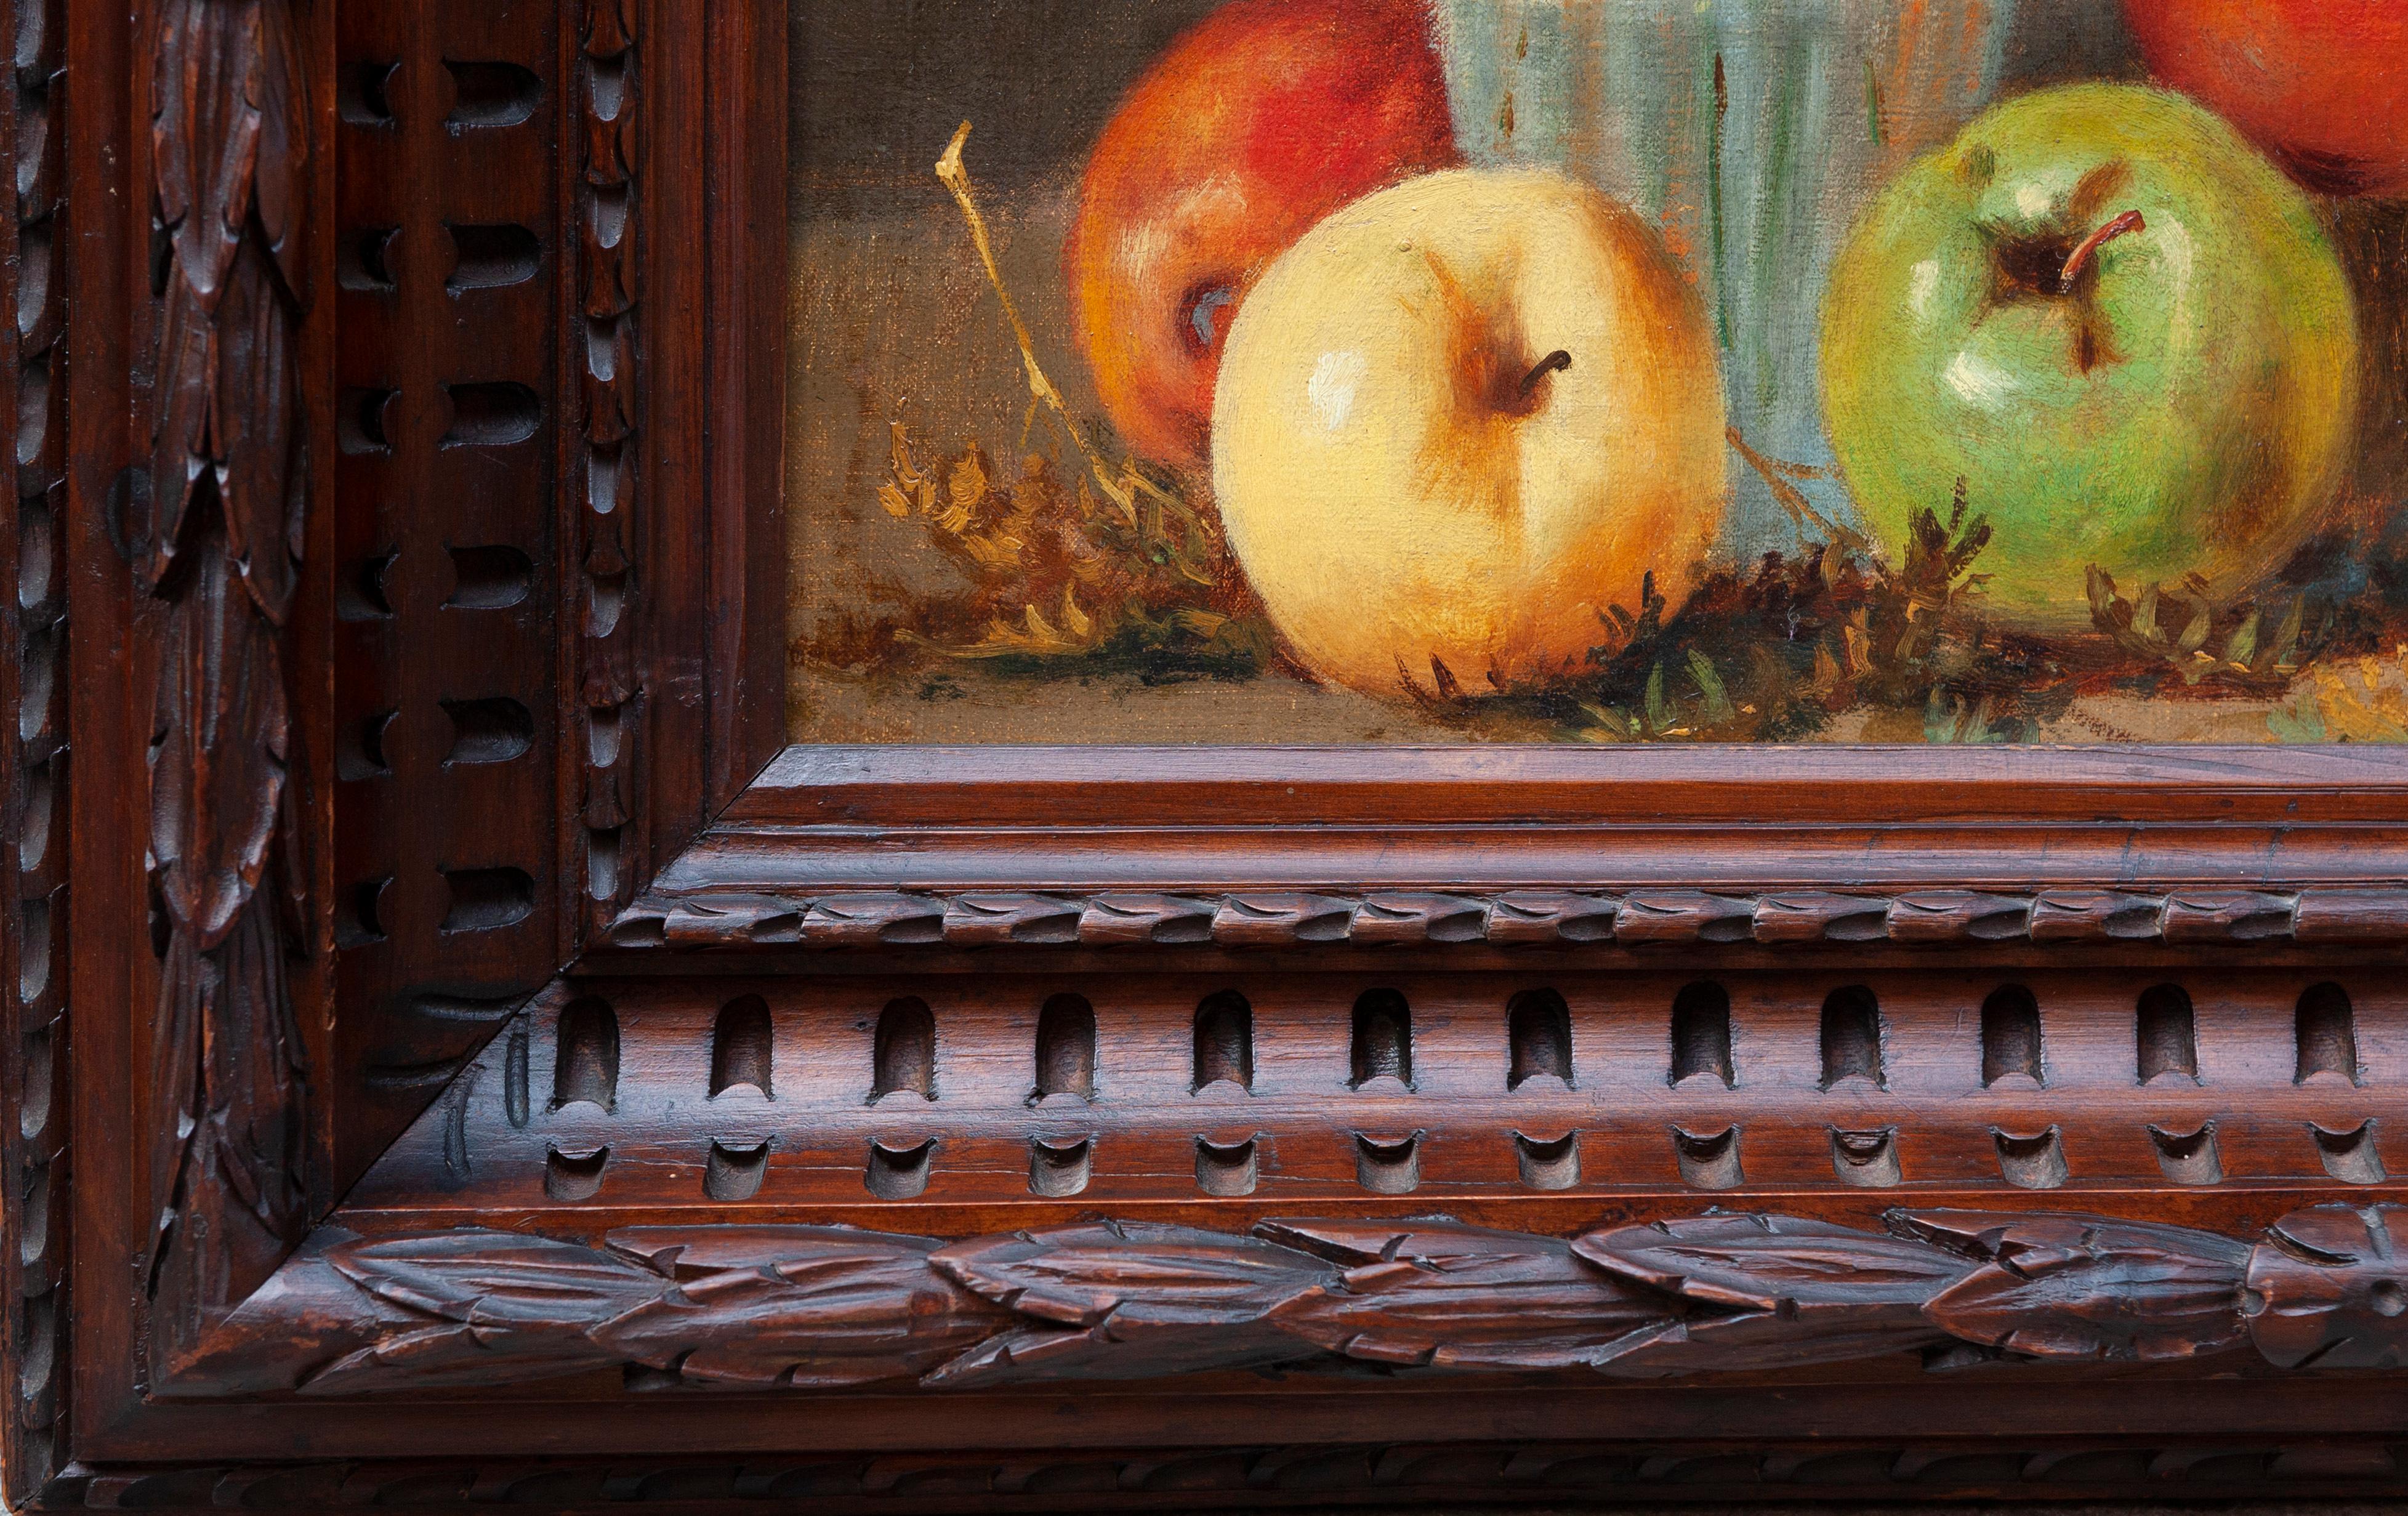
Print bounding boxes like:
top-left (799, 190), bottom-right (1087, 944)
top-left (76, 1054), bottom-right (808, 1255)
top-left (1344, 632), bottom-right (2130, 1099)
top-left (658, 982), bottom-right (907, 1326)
top-left (6, 0), bottom-right (2408, 1510)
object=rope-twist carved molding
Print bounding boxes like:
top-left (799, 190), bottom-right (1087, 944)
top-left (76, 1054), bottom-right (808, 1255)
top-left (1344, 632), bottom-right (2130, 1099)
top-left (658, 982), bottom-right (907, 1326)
top-left (574, 0), bottom-right (640, 925)
top-left (2, 0), bottom-right (70, 1499)
top-left (186, 1204), bottom-right (2407, 1398)
top-left (606, 886), bottom-right (2408, 951)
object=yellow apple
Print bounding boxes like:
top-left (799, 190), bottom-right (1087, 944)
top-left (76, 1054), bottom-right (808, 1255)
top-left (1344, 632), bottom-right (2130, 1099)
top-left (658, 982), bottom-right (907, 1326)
top-left (1211, 168), bottom-right (1727, 700)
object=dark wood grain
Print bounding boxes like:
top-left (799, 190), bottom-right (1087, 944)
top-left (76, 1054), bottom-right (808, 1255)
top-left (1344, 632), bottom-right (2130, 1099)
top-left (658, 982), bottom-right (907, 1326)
top-left (59, 0), bottom-right (145, 1475)
top-left (707, 0), bottom-right (788, 823)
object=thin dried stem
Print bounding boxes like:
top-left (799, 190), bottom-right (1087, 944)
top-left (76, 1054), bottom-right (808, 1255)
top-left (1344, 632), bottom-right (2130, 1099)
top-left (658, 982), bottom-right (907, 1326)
top-left (937, 121), bottom-right (1151, 515)
top-left (1727, 426), bottom-right (1867, 554)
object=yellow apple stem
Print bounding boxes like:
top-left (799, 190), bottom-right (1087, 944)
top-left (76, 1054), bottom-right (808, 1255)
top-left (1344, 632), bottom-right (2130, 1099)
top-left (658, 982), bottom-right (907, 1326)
top-left (1520, 350), bottom-right (1573, 397)
top-left (936, 121), bottom-right (1178, 522)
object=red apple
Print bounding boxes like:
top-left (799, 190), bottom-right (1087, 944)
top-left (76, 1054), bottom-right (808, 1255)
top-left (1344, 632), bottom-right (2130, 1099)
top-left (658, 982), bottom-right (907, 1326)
top-left (2124, 0), bottom-right (2408, 197)
top-left (1065, 0), bottom-right (1459, 472)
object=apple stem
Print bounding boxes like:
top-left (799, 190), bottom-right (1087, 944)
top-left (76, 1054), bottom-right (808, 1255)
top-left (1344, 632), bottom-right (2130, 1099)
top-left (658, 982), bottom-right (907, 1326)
top-left (2058, 209), bottom-right (2146, 292)
top-left (1521, 350), bottom-right (1573, 397)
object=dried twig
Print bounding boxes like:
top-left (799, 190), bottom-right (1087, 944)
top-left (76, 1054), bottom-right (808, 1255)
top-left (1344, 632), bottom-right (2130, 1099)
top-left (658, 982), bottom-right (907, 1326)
top-left (1728, 426), bottom-right (1867, 554)
top-left (936, 121), bottom-right (1180, 518)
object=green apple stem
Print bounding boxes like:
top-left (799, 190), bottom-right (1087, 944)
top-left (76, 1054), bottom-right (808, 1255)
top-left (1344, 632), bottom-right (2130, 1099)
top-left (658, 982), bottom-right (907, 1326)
top-left (2058, 209), bottom-right (2146, 292)
top-left (936, 121), bottom-right (1175, 521)
top-left (1520, 350), bottom-right (1573, 397)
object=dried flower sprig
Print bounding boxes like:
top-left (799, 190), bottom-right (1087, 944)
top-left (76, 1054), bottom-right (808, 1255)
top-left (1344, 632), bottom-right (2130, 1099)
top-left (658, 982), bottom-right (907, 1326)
top-left (870, 422), bottom-right (1262, 671)
top-left (797, 124), bottom-right (1270, 684)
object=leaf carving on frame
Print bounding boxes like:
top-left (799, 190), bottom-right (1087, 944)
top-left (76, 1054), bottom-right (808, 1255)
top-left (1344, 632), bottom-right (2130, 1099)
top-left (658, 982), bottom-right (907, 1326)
top-left (143, 0), bottom-right (314, 1344)
top-left (1257, 1220), bottom-right (1679, 1371)
top-left (328, 1230), bottom-right (658, 1326)
top-left (145, 528), bottom-right (290, 948)
top-left (933, 1220), bottom-right (1335, 1328)
top-left (148, 873), bottom-right (305, 1294)
top-left (306, 1231), bottom-right (656, 1394)
top-left (2244, 1204), bottom-right (2408, 1369)
top-left (924, 1220), bottom-right (1336, 1386)
top-left (147, 0), bottom-right (308, 620)
top-left (208, 246), bottom-right (307, 623)
top-left (1902, 1211), bottom-right (2252, 1363)
top-left (597, 1228), bottom-right (1007, 1388)
top-left (612, 884), bottom-right (2408, 955)
top-left (1571, 1213), bottom-right (1968, 1374)
top-left (256, 1209), bottom-right (2408, 1397)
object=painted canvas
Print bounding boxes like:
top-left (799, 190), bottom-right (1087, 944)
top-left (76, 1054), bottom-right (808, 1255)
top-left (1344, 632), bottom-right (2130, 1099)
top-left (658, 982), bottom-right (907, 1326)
top-left (786, 0), bottom-right (2408, 744)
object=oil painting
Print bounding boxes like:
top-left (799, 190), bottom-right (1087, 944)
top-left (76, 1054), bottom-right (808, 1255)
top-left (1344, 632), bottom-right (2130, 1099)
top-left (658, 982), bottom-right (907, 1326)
top-left (786, 0), bottom-right (2407, 744)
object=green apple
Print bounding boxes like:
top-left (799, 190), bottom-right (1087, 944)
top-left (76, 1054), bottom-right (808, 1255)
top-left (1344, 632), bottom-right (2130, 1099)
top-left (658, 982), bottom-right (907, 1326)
top-left (1820, 83), bottom-right (2360, 632)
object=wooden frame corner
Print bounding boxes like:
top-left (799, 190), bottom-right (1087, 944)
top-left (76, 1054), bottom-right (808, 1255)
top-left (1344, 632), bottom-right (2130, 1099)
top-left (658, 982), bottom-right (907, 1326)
top-left (8, 0), bottom-right (2408, 1510)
